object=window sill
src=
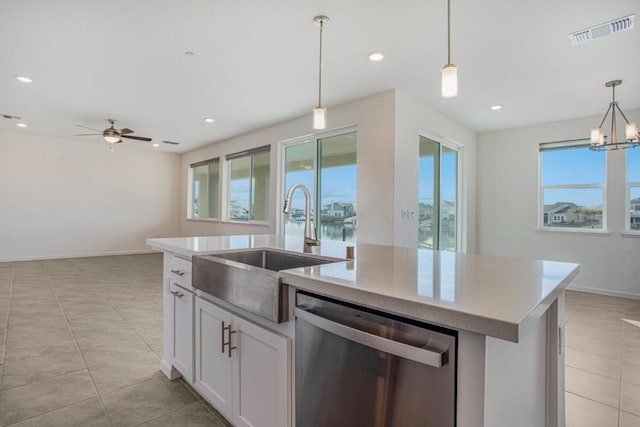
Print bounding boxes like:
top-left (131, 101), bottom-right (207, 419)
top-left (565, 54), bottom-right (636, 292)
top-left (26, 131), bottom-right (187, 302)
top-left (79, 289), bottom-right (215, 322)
top-left (536, 227), bottom-right (611, 236)
top-left (186, 218), bottom-right (220, 222)
top-left (620, 232), bottom-right (640, 238)
top-left (222, 220), bottom-right (271, 227)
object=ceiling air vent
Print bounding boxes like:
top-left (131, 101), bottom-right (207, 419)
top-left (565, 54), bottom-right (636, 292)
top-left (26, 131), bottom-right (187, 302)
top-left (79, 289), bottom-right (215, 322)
top-left (569, 14), bottom-right (635, 45)
top-left (162, 140), bottom-right (180, 145)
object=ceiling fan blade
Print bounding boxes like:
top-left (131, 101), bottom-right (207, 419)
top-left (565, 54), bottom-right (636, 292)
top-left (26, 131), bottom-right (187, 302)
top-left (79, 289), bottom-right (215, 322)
top-left (74, 133), bottom-right (102, 136)
top-left (2, 114), bottom-right (22, 120)
top-left (121, 134), bottom-right (152, 142)
top-left (76, 124), bottom-right (103, 132)
top-left (119, 128), bottom-right (134, 135)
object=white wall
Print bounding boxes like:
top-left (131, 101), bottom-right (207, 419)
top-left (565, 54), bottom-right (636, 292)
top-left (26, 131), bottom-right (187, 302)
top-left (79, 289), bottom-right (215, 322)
top-left (179, 91), bottom-right (397, 246)
top-left (180, 90), bottom-right (478, 250)
top-left (0, 131), bottom-right (182, 261)
top-left (477, 109), bottom-right (640, 298)
top-left (394, 90), bottom-right (478, 250)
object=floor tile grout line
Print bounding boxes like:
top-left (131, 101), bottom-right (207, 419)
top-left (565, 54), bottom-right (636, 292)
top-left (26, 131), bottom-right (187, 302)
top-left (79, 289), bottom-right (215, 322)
top-left (564, 343), bottom-right (623, 360)
top-left (43, 264), bottom-right (115, 427)
top-left (0, 263), bottom-right (16, 392)
top-left (0, 367), bottom-right (87, 393)
top-left (565, 389), bottom-right (621, 412)
top-left (3, 395), bottom-right (98, 427)
top-left (90, 286), bottom-right (161, 358)
top-left (566, 389), bottom-right (626, 415)
top-left (565, 363), bottom-right (622, 381)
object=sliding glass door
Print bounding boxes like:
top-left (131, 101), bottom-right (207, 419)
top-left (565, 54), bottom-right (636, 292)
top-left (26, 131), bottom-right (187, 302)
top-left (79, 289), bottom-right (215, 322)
top-left (282, 131), bottom-right (357, 242)
top-left (419, 135), bottom-right (459, 251)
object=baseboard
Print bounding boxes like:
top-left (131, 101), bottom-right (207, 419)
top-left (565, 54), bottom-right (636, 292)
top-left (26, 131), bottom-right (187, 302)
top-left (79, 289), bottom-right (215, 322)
top-left (567, 285), bottom-right (640, 300)
top-left (160, 359), bottom-right (182, 380)
top-left (0, 249), bottom-right (157, 263)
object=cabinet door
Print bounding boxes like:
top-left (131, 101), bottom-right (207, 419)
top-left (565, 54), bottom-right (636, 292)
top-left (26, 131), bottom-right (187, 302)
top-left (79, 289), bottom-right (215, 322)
top-left (195, 297), bottom-right (233, 420)
top-left (232, 315), bottom-right (290, 427)
top-left (170, 283), bottom-right (194, 384)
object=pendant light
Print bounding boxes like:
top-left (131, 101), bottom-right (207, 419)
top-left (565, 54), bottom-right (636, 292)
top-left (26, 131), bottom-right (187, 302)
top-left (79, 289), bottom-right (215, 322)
top-left (313, 15), bottom-right (329, 130)
top-left (441, 0), bottom-right (458, 98)
top-left (589, 80), bottom-right (639, 151)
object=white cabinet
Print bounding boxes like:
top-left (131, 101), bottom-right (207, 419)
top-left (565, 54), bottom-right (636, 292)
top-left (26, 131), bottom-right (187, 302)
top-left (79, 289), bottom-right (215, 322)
top-left (170, 283), bottom-right (195, 384)
top-left (195, 297), bottom-right (233, 419)
top-left (161, 253), bottom-right (195, 383)
top-left (195, 296), bottom-right (291, 427)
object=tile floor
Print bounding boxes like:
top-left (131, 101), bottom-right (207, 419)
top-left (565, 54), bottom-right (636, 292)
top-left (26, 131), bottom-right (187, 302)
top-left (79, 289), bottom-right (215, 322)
top-left (565, 290), bottom-right (640, 427)
top-left (0, 254), bottom-right (639, 426)
top-left (0, 254), bottom-right (227, 427)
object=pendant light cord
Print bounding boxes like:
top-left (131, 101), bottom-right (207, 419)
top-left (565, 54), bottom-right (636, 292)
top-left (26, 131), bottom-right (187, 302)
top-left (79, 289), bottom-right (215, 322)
top-left (447, 0), bottom-right (451, 64)
top-left (318, 19), bottom-right (324, 107)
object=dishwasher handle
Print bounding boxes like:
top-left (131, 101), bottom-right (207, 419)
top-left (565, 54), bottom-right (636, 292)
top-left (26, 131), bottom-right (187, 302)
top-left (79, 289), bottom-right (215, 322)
top-left (294, 307), bottom-right (446, 368)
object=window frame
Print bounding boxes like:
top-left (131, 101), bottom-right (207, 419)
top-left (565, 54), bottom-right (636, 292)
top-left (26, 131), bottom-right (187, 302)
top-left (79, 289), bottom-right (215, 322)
top-left (626, 149), bottom-right (640, 234)
top-left (417, 130), bottom-right (464, 252)
top-left (276, 126), bottom-right (357, 238)
top-left (224, 145), bottom-right (271, 224)
top-left (187, 157), bottom-right (221, 221)
top-left (538, 139), bottom-right (608, 233)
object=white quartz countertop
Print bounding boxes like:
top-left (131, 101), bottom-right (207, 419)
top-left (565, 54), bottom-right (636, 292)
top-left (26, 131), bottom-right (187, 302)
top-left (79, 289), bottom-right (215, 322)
top-left (147, 235), bottom-right (579, 342)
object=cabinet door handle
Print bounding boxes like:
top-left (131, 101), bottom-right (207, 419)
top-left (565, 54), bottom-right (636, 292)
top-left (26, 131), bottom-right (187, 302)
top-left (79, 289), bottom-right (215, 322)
top-left (221, 322), bottom-right (237, 357)
top-left (221, 322), bottom-right (228, 354)
top-left (170, 290), bottom-right (184, 299)
top-left (228, 329), bottom-right (237, 358)
top-left (170, 269), bottom-right (185, 277)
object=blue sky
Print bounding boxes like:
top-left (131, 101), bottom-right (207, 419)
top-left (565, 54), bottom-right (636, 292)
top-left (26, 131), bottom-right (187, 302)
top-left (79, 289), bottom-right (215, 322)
top-left (419, 151), bottom-right (457, 205)
top-left (285, 165), bottom-right (357, 210)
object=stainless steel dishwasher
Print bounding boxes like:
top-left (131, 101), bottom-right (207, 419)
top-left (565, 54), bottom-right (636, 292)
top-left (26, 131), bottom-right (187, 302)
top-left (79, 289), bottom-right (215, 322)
top-left (295, 292), bottom-right (457, 427)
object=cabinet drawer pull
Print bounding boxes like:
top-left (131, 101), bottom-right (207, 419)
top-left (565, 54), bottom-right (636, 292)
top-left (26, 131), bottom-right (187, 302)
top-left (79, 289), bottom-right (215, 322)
top-left (171, 269), bottom-right (186, 277)
top-left (170, 290), bottom-right (184, 299)
top-left (228, 329), bottom-right (237, 358)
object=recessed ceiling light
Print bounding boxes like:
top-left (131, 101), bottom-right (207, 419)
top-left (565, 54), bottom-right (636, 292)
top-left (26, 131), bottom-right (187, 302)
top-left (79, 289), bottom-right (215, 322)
top-left (153, 143), bottom-right (160, 147)
top-left (16, 123), bottom-right (27, 128)
top-left (490, 104), bottom-right (503, 111)
top-left (368, 52), bottom-right (384, 61)
top-left (185, 51), bottom-right (195, 57)
top-left (204, 118), bottom-right (215, 123)
top-left (15, 76), bottom-right (32, 83)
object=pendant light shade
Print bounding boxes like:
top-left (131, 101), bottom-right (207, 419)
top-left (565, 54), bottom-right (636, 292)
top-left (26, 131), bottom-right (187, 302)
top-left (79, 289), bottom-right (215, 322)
top-left (589, 80), bottom-right (639, 151)
top-left (441, 0), bottom-right (458, 98)
top-left (313, 106), bottom-right (326, 130)
top-left (441, 64), bottom-right (458, 98)
top-left (313, 15), bottom-right (329, 130)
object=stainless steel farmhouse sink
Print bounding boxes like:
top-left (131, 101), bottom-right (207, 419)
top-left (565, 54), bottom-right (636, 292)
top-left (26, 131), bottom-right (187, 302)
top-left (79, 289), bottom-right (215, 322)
top-left (192, 249), bottom-right (342, 323)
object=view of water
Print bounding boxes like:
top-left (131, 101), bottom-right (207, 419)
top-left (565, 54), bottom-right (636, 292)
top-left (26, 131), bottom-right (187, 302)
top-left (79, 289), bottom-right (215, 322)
top-left (284, 220), bottom-right (356, 243)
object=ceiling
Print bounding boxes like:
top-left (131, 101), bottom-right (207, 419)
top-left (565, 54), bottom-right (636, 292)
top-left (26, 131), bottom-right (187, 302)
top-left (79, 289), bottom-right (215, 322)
top-left (1, 0), bottom-right (638, 153)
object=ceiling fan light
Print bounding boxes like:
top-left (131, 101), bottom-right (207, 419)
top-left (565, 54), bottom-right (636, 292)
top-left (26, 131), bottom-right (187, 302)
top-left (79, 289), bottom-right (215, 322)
top-left (626, 123), bottom-right (638, 141)
top-left (313, 106), bottom-right (326, 130)
top-left (441, 64), bottom-right (458, 98)
top-left (104, 135), bottom-right (120, 143)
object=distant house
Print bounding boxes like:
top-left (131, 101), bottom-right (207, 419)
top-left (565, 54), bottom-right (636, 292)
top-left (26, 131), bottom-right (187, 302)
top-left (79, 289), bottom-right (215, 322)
top-left (543, 202), bottom-right (602, 227)
top-left (631, 197), bottom-right (640, 230)
top-left (322, 202), bottom-right (355, 219)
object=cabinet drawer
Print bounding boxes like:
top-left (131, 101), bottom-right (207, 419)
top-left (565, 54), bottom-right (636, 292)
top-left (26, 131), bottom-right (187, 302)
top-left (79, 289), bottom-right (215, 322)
top-left (168, 255), bottom-right (192, 290)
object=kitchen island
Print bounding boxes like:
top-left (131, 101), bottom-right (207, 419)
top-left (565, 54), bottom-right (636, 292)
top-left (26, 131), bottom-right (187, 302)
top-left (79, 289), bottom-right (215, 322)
top-left (147, 235), bottom-right (579, 427)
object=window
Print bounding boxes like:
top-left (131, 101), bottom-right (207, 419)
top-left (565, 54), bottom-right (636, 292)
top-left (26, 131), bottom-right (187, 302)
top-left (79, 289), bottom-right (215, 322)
top-left (227, 146), bottom-right (270, 222)
top-left (190, 158), bottom-right (220, 219)
top-left (539, 140), bottom-right (606, 230)
top-left (628, 149), bottom-right (640, 232)
top-left (418, 135), bottom-right (460, 251)
top-left (282, 131), bottom-right (357, 242)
